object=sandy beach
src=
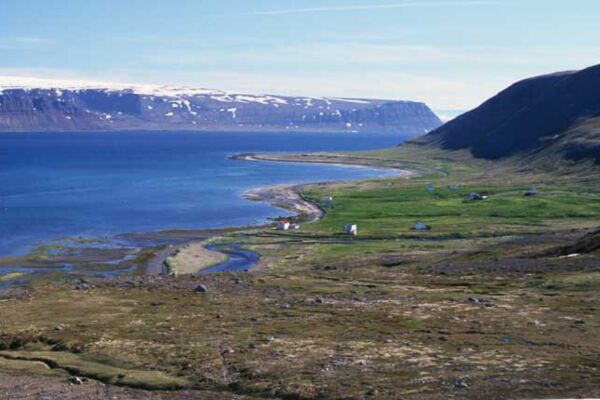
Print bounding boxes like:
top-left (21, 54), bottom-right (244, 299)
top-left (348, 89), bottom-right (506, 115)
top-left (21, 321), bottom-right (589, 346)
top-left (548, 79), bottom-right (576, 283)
top-left (163, 242), bottom-right (228, 275)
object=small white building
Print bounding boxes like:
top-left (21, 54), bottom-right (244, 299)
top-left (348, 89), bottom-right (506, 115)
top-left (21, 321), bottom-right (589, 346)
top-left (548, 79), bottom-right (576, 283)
top-left (412, 221), bottom-right (431, 231)
top-left (344, 224), bottom-right (358, 236)
top-left (276, 220), bottom-right (291, 231)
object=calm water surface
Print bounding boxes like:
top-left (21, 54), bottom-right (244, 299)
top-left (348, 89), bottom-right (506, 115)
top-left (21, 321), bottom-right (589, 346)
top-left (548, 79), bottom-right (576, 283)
top-left (0, 131), bottom-right (402, 257)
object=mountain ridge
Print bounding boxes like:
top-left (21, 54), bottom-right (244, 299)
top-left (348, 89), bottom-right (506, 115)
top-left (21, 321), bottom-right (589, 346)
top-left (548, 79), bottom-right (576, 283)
top-left (0, 78), bottom-right (441, 135)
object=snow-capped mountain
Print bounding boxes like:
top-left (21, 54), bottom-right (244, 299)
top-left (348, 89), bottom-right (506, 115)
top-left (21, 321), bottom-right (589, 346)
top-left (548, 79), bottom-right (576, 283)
top-left (0, 77), bottom-right (442, 135)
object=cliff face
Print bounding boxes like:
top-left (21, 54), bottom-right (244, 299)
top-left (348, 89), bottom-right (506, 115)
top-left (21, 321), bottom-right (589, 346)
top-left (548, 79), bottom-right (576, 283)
top-left (418, 64), bottom-right (600, 162)
top-left (0, 86), bottom-right (441, 135)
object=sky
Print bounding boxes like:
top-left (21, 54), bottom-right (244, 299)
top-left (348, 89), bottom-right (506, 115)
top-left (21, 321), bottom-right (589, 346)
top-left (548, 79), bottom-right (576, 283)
top-left (0, 0), bottom-right (599, 115)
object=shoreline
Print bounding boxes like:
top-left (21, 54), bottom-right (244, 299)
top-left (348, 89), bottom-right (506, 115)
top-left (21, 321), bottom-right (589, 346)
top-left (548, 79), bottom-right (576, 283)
top-left (0, 151), bottom-right (412, 279)
top-left (243, 183), bottom-right (326, 223)
top-left (143, 152), bottom-right (413, 274)
top-left (0, 128), bottom-right (409, 134)
top-left (231, 152), bottom-right (418, 176)
top-left (143, 183), bottom-right (329, 275)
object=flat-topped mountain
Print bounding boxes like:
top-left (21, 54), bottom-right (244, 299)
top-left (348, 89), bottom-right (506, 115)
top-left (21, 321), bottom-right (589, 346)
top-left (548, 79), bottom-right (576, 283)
top-left (417, 64), bottom-right (600, 163)
top-left (0, 79), bottom-right (441, 135)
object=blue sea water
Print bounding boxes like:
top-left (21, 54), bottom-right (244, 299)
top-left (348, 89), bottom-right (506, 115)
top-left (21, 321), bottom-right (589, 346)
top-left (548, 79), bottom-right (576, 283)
top-left (0, 131), bottom-right (402, 257)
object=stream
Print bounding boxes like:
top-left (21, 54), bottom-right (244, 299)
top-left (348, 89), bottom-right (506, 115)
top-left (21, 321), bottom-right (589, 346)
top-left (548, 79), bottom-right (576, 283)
top-left (202, 243), bottom-right (261, 274)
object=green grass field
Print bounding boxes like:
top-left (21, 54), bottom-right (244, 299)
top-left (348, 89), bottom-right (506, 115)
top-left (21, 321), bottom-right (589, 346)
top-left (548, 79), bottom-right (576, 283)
top-left (302, 183), bottom-right (600, 237)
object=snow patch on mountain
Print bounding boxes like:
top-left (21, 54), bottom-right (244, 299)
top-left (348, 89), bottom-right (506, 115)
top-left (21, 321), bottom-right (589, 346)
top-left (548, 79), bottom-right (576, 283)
top-left (326, 97), bottom-right (372, 104)
top-left (0, 76), bottom-right (371, 106)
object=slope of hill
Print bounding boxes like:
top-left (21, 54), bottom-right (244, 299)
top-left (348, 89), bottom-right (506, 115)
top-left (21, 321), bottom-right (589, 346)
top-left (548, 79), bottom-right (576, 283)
top-left (0, 79), bottom-right (441, 135)
top-left (417, 64), bottom-right (600, 163)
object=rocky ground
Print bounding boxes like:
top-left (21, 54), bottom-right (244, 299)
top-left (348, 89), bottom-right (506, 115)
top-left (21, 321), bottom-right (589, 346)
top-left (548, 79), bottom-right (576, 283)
top-left (0, 372), bottom-right (250, 400)
top-left (1, 226), bottom-right (599, 399)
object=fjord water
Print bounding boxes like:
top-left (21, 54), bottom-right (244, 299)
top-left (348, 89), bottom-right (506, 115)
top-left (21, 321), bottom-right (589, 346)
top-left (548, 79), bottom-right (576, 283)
top-left (0, 131), bottom-right (401, 257)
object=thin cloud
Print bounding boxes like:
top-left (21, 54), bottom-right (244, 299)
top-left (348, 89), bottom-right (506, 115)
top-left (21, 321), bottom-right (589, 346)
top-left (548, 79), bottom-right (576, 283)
top-left (172, 69), bottom-right (511, 110)
top-left (250, 0), bottom-right (501, 16)
top-left (136, 41), bottom-right (600, 73)
top-left (0, 36), bottom-right (56, 50)
top-left (13, 36), bottom-right (55, 44)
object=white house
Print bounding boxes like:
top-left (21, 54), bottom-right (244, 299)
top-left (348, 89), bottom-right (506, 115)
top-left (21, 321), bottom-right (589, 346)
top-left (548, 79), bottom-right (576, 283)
top-left (276, 220), bottom-right (291, 230)
top-left (344, 224), bottom-right (357, 236)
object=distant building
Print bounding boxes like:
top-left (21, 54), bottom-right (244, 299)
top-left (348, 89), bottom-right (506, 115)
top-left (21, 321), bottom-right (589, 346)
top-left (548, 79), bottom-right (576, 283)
top-left (412, 221), bottom-right (431, 231)
top-left (321, 195), bottom-right (334, 208)
top-left (469, 192), bottom-right (487, 201)
top-left (448, 184), bottom-right (460, 190)
top-left (524, 187), bottom-right (539, 196)
top-left (276, 219), bottom-right (291, 231)
top-left (344, 224), bottom-right (358, 236)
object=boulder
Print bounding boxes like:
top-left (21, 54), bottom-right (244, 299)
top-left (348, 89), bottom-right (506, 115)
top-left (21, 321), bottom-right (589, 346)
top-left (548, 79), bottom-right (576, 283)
top-left (194, 284), bottom-right (208, 293)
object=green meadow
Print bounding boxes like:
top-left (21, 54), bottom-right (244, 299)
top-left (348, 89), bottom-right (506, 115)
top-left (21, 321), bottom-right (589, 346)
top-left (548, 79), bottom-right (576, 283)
top-left (302, 183), bottom-right (600, 237)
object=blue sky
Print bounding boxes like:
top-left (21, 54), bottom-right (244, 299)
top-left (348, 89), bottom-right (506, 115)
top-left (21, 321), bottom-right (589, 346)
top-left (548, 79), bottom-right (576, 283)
top-left (0, 0), bottom-right (599, 112)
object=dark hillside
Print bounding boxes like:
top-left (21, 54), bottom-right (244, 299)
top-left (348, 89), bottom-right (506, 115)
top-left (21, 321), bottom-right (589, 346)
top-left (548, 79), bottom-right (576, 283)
top-left (418, 64), bottom-right (600, 162)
